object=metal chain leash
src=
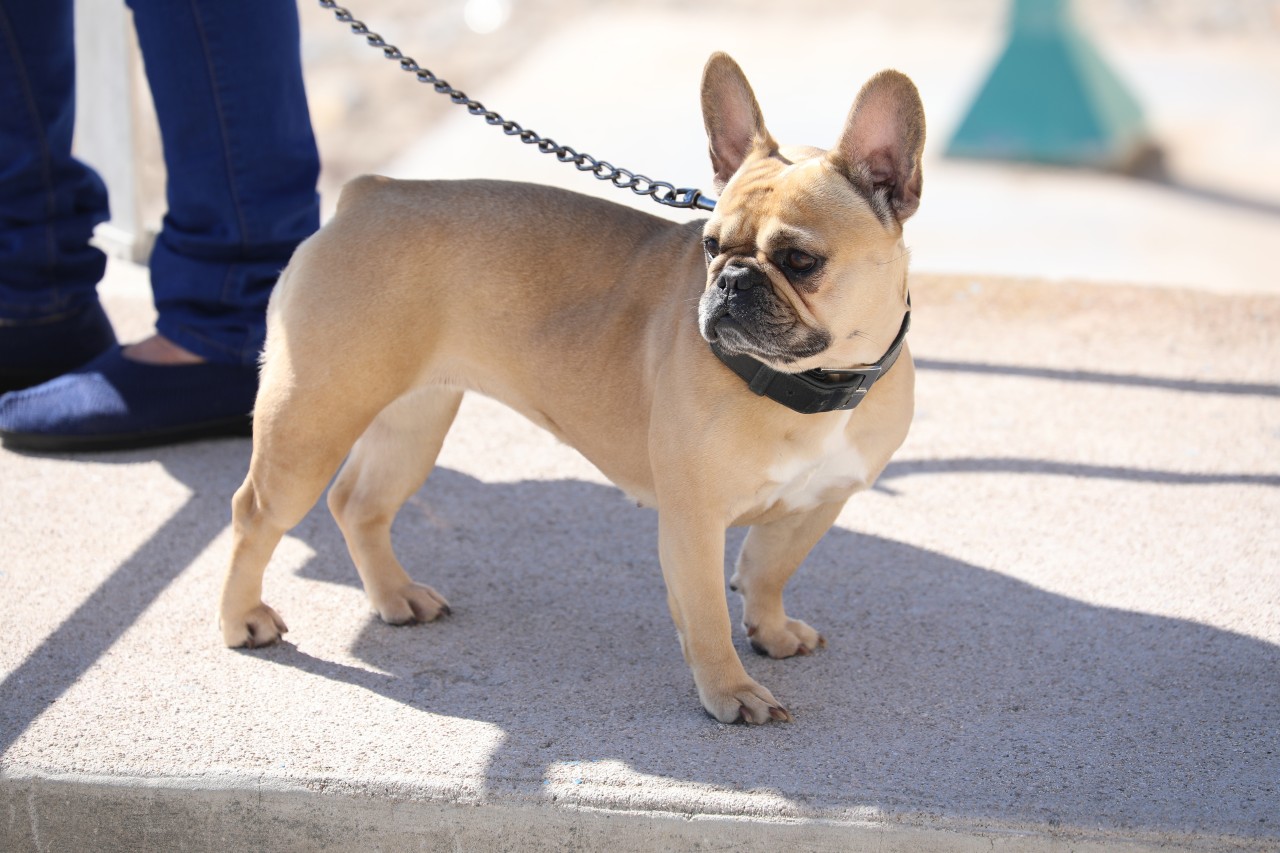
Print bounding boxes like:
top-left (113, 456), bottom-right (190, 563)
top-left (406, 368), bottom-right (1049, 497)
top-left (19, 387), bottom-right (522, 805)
top-left (317, 0), bottom-right (716, 212)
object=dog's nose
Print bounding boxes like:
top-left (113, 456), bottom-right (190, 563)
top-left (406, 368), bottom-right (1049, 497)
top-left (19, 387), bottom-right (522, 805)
top-left (717, 265), bottom-right (762, 292)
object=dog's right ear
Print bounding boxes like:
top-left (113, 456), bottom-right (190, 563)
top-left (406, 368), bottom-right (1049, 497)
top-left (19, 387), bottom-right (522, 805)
top-left (701, 53), bottom-right (777, 192)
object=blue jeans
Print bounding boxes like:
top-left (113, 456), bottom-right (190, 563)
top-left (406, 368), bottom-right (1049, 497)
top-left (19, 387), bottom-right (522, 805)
top-left (0, 0), bottom-right (320, 366)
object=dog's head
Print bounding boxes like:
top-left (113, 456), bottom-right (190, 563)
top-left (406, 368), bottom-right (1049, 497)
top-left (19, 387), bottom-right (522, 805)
top-left (697, 53), bottom-right (924, 373)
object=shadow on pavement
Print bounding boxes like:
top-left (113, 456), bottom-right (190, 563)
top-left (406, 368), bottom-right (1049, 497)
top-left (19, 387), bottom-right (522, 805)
top-left (1132, 151), bottom-right (1280, 220)
top-left (0, 440), bottom-right (242, 757)
top-left (915, 358), bottom-right (1280, 398)
top-left (278, 466), bottom-right (1278, 835)
top-left (880, 457), bottom-right (1280, 488)
top-left (2, 447), bottom-right (1276, 838)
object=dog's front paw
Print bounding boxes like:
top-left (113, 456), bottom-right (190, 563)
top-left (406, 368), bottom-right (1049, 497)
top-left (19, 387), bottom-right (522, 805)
top-left (747, 617), bottom-right (825, 659)
top-left (221, 603), bottom-right (288, 648)
top-left (371, 582), bottom-right (451, 625)
top-left (699, 677), bottom-right (792, 725)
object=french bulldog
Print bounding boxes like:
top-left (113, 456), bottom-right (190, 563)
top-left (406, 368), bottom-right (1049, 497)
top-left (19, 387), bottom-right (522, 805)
top-left (220, 52), bottom-right (924, 724)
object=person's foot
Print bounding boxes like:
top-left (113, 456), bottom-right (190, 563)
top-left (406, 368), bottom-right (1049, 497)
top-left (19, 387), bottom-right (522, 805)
top-left (0, 337), bottom-right (258, 453)
top-left (122, 333), bottom-right (207, 366)
top-left (0, 301), bottom-right (118, 393)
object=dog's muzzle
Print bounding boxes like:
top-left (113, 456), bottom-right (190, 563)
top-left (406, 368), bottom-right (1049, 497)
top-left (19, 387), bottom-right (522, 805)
top-left (700, 264), bottom-right (772, 345)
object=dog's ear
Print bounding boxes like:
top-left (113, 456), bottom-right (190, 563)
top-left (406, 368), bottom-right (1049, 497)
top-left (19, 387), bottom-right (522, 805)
top-left (829, 70), bottom-right (926, 223)
top-left (701, 53), bottom-right (777, 192)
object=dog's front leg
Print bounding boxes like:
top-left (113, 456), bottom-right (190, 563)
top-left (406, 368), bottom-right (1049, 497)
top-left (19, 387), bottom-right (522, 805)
top-left (658, 511), bottom-right (791, 724)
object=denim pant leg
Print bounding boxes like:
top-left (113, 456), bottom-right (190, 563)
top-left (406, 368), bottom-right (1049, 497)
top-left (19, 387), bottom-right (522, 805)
top-left (127, 0), bottom-right (320, 366)
top-left (0, 0), bottom-right (110, 322)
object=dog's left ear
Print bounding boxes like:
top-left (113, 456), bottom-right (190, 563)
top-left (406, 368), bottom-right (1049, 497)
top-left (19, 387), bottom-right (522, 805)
top-left (701, 53), bottom-right (777, 192)
top-left (830, 70), bottom-right (926, 223)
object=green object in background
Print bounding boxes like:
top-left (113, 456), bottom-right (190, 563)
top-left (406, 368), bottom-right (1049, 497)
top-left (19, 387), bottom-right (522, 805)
top-left (947, 0), bottom-right (1151, 170)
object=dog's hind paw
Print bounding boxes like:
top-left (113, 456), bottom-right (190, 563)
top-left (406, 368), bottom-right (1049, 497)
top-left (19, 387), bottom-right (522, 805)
top-left (746, 617), bottom-right (825, 659)
top-left (222, 603), bottom-right (288, 649)
top-left (372, 582), bottom-right (451, 625)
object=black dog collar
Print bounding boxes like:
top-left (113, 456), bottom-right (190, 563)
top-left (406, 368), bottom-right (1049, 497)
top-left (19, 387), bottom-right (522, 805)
top-left (709, 303), bottom-right (910, 415)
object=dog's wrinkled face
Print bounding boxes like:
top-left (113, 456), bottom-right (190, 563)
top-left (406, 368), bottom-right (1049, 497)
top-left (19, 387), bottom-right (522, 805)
top-left (697, 151), bottom-right (907, 368)
top-left (697, 55), bottom-right (925, 373)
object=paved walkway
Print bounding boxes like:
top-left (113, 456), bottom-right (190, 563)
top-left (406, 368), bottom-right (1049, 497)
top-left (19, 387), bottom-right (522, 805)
top-left (4, 3), bottom-right (1280, 850)
top-left (3, 266), bottom-right (1277, 850)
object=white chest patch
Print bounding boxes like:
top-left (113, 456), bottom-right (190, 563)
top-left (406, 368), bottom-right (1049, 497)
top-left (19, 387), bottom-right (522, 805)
top-left (762, 411), bottom-right (869, 513)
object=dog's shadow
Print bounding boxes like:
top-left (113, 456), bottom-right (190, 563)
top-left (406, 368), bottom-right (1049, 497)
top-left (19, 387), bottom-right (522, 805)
top-left (266, 465), bottom-right (1278, 833)
top-left (3, 442), bottom-right (1275, 836)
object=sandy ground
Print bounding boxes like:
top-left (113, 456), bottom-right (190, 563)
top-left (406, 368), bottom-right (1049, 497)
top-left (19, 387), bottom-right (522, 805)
top-left (303, 0), bottom-right (1280, 293)
top-left (96, 0), bottom-right (1280, 292)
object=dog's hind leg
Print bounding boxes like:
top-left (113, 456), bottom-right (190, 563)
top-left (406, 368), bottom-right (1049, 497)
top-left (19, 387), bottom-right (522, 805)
top-left (731, 500), bottom-right (844, 659)
top-left (327, 384), bottom-right (463, 625)
top-left (220, 357), bottom-right (403, 648)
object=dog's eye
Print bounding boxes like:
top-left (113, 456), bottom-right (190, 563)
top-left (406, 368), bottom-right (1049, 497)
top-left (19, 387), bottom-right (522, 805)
top-left (703, 237), bottom-right (720, 261)
top-left (781, 250), bottom-right (818, 274)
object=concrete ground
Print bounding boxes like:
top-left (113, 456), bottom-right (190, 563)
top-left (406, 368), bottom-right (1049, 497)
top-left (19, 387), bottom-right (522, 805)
top-left (2, 266), bottom-right (1278, 851)
top-left (4, 2), bottom-right (1280, 851)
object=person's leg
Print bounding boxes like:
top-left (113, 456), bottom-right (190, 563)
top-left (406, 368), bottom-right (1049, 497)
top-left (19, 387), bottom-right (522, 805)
top-left (131, 0), bottom-right (320, 367)
top-left (0, 0), bottom-right (320, 451)
top-left (0, 0), bottom-right (117, 392)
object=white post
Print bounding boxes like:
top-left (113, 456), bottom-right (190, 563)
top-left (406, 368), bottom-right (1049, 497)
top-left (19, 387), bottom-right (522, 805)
top-left (72, 1), bottom-right (157, 264)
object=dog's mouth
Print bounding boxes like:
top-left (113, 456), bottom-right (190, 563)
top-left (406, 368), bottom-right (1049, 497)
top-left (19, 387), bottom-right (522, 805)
top-left (699, 291), bottom-right (830, 364)
top-left (703, 312), bottom-right (753, 350)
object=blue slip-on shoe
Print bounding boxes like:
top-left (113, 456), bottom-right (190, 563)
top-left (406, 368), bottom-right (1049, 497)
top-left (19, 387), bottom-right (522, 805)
top-left (0, 345), bottom-right (257, 452)
top-left (0, 301), bottom-right (118, 393)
